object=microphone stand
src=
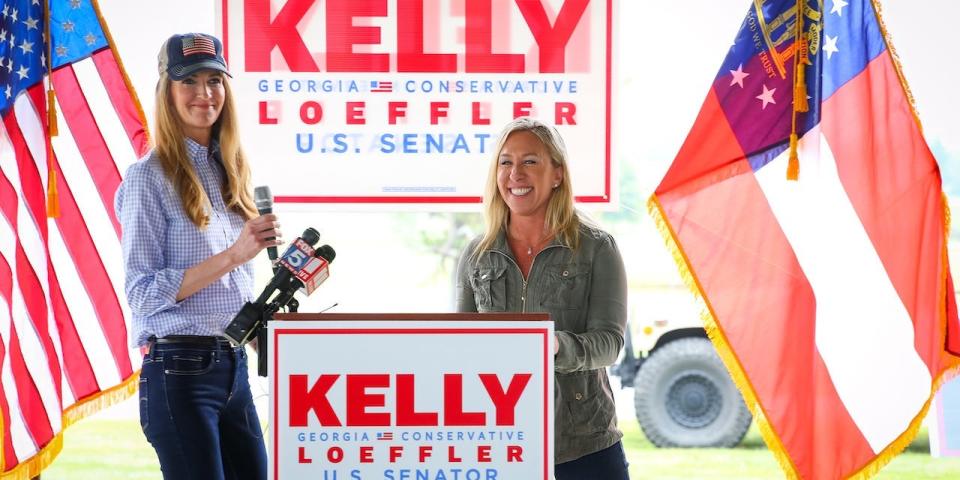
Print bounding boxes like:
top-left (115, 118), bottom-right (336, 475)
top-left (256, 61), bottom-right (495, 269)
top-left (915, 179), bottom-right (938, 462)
top-left (256, 296), bottom-right (299, 377)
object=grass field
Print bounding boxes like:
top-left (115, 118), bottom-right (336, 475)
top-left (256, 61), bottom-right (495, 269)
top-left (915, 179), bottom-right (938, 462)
top-left (40, 418), bottom-right (960, 479)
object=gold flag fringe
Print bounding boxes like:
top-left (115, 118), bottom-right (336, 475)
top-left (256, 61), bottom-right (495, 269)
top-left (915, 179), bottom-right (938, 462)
top-left (870, 0), bottom-right (922, 134)
top-left (0, 437), bottom-right (62, 480)
top-left (0, 372), bottom-right (139, 479)
top-left (62, 370), bottom-right (139, 428)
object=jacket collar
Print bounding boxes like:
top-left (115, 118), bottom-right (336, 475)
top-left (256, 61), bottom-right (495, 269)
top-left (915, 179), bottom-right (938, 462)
top-left (485, 228), bottom-right (568, 259)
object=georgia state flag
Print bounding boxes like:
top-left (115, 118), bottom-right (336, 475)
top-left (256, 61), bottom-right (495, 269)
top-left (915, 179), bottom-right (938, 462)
top-left (651, 1), bottom-right (960, 478)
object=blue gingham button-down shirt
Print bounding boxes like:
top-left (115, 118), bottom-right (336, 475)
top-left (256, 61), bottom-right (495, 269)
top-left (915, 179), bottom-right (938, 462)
top-left (116, 139), bottom-right (254, 347)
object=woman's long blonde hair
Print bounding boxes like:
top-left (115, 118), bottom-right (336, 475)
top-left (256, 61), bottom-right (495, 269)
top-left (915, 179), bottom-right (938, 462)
top-left (153, 72), bottom-right (256, 228)
top-left (473, 117), bottom-right (580, 258)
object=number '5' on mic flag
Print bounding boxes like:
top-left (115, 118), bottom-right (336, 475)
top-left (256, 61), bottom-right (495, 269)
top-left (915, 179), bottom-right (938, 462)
top-left (0, 0), bottom-right (147, 477)
top-left (649, 0), bottom-right (960, 478)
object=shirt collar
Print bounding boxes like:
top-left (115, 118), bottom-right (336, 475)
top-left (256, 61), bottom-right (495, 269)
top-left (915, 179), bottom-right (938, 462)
top-left (184, 137), bottom-right (221, 166)
top-left (184, 137), bottom-right (208, 165)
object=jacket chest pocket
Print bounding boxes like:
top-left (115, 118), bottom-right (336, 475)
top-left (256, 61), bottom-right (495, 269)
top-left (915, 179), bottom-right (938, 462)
top-left (470, 266), bottom-right (507, 312)
top-left (542, 264), bottom-right (590, 311)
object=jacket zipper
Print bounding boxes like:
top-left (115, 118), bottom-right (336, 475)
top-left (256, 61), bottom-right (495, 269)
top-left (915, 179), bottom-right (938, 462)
top-left (492, 245), bottom-right (563, 313)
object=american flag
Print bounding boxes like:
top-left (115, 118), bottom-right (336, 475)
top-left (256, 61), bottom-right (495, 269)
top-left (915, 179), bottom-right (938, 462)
top-left (376, 432), bottom-right (393, 441)
top-left (0, 0), bottom-right (146, 476)
top-left (370, 80), bottom-right (392, 93)
top-left (651, 0), bottom-right (960, 478)
top-left (181, 34), bottom-right (215, 57)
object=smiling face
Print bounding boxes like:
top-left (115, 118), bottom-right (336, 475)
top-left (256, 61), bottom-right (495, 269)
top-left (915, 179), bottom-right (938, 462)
top-left (496, 130), bottom-right (564, 221)
top-left (170, 69), bottom-right (225, 144)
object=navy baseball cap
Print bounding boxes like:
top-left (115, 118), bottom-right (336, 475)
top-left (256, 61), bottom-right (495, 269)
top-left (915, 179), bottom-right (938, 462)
top-left (158, 33), bottom-right (231, 80)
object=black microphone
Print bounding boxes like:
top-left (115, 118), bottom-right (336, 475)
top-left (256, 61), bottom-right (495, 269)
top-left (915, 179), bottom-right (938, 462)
top-left (254, 227), bottom-right (321, 304)
top-left (270, 244), bottom-right (336, 309)
top-left (254, 186), bottom-right (278, 273)
top-left (224, 227), bottom-right (321, 345)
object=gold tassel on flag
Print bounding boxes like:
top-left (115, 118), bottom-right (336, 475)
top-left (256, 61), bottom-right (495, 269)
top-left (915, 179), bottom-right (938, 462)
top-left (786, 0), bottom-right (806, 181)
top-left (786, 0), bottom-right (822, 181)
top-left (44, 0), bottom-right (60, 218)
top-left (786, 134), bottom-right (800, 181)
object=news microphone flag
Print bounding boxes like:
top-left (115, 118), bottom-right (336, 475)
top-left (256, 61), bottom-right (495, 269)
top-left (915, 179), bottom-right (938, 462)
top-left (0, 0), bottom-right (148, 476)
top-left (277, 238), bottom-right (316, 276)
top-left (650, 1), bottom-right (960, 478)
top-left (298, 246), bottom-right (335, 296)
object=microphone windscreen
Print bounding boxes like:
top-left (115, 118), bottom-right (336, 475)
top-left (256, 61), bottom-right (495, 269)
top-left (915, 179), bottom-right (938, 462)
top-left (316, 245), bottom-right (336, 263)
top-left (301, 227), bottom-right (321, 246)
top-left (254, 186), bottom-right (273, 213)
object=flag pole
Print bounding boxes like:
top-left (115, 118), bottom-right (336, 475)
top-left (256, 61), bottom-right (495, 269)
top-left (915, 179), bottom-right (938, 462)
top-left (43, 0), bottom-right (60, 218)
top-left (786, 0), bottom-right (811, 181)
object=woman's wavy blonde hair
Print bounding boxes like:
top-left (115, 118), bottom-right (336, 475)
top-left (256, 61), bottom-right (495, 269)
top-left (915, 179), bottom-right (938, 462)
top-left (473, 117), bottom-right (580, 258)
top-left (153, 71), bottom-right (256, 228)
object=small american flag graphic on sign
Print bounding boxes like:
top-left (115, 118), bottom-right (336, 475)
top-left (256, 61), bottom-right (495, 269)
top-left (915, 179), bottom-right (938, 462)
top-left (371, 80), bottom-right (393, 93)
top-left (376, 432), bottom-right (394, 441)
top-left (182, 35), bottom-right (216, 56)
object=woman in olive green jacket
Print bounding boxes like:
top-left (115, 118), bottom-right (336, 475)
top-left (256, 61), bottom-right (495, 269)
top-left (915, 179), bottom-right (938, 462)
top-left (456, 117), bottom-right (629, 479)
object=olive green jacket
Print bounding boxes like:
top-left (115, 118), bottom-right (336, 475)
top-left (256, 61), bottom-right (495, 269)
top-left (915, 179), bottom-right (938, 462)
top-left (455, 224), bottom-right (627, 464)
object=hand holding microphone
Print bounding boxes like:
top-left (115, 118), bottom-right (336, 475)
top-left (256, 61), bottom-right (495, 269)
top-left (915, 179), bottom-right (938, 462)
top-left (229, 213), bottom-right (283, 265)
top-left (226, 186), bottom-right (282, 266)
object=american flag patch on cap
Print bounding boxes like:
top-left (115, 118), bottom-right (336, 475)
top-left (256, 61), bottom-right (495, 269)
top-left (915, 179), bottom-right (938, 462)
top-left (182, 35), bottom-right (216, 56)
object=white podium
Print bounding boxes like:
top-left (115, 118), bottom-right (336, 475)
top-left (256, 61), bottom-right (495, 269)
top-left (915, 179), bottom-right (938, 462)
top-left (268, 313), bottom-right (554, 480)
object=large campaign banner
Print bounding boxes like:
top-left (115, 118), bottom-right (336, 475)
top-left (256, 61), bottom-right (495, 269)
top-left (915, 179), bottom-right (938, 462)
top-left (220, 0), bottom-right (615, 206)
top-left (270, 318), bottom-right (554, 480)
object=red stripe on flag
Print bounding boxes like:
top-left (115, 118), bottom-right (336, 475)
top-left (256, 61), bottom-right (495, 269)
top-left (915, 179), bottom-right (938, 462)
top-left (51, 67), bottom-right (123, 237)
top-left (6, 323), bottom-right (53, 456)
top-left (90, 49), bottom-right (149, 158)
top-left (47, 269), bottom-right (100, 399)
top-left (0, 176), bottom-right (21, 468)
top-left (13, 244), bottom-right (61, 392)
top-left (51, 158), bottom-right (132, 378)
top-left (1, 115), bottom-right (47, 241)
top-left (821, 55), bottom-right (960, 376)
top-left (657, 90), bottom-right (750, 197)
top-left (0, 175), bottom-right (52, 464)
top-left (0, 255), bottom-right (21, 468)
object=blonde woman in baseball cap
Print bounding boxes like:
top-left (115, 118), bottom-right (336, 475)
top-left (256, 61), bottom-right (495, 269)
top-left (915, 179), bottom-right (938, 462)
top-left (116, 33), bottom-right (277, 480)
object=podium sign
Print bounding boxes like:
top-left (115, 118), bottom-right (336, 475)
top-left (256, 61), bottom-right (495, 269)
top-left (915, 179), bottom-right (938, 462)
top-left (269, 317), bottom-right (554, 480)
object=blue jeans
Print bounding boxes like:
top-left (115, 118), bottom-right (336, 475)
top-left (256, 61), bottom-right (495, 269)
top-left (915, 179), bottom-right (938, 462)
top-left (555, 441), bottom-right (630, 480)
top-left (139, 341), bottom-right (267, 480)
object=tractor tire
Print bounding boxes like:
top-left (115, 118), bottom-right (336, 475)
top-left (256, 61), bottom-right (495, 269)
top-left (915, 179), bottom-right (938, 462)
top-left (633, 337), bottom-right (752, 447)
